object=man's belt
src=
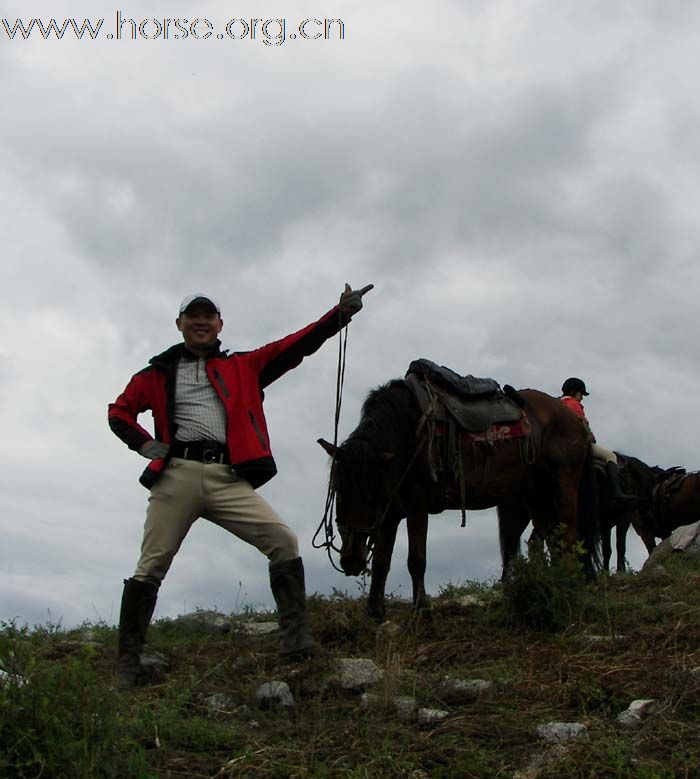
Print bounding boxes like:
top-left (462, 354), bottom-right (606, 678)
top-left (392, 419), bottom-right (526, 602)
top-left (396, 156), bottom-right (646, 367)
top-left (170, 440), bottom-right (231, 464)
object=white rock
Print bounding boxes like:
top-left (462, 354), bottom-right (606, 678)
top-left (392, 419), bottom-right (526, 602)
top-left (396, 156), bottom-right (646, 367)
top-left (536, 722), bottom-right (588, 743)
top-left (670, 521), bottom-right (700, 551)
top-left (627, 699), bottom-right (657, 716)
top-left (240, 621), bottom-right (278, 636)
top-left (255, 681), bottom-right (295, 709)
top-left (337, 658), bottom-right (384, 691)
top-left (0, 668), bottom-right (26, 687)
top-left (617, 711), bottom-right (642, 729)
top-left (618, 699), bottom-right (657, 727)
top-left (173, 610), bottom-right (232, 633)
top-left (438, 677), bottom-right (492, 703)
top-left (417, 708), bottom-right (449, 725)
top-left (140, 652), bottom-right (170, 671)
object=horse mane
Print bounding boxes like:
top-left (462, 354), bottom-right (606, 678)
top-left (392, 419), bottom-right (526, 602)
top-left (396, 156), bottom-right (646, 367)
top-left (359, 379), bottom-right (416, 430)
top-left (333, 379), bottom-right (418, 502)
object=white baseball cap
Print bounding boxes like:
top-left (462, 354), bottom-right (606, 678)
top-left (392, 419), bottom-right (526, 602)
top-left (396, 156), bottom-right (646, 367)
top-left (178, 293), bottom-right (221, 315)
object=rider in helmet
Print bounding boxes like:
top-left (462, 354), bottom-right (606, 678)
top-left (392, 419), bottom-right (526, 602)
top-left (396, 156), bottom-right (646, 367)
top-left (560, 377), bottom-right (637, 507)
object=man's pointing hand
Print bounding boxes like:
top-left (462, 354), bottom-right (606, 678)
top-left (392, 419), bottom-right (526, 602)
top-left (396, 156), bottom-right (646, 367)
top-left (339, 283), bottom-right (374, 314)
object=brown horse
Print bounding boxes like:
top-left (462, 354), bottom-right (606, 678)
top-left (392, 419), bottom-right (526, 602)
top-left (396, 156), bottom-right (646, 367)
top-left (501, 453), bottom-right (658, 574)
top-left (637, 468), bottom-right (700, 552)
top-left (319, 380), bottom-right (599, 621)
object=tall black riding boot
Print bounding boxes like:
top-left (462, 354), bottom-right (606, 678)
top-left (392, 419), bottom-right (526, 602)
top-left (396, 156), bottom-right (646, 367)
top-left (117, 577), bottom-right (158, 690)
top-left (269, 557), bottom-right (316, 660)
top-left (605, 461), bottom-right (637, 507)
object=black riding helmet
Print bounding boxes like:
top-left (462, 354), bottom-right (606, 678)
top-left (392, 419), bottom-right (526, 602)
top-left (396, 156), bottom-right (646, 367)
top-left (562, 377), bottom-right (589, 396)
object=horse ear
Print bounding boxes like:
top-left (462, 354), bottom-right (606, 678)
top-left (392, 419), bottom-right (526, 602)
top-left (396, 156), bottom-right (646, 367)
top-left (381, 452), bottom-right (397, 462)
top-left (318, 438), bottom-right (340, 458)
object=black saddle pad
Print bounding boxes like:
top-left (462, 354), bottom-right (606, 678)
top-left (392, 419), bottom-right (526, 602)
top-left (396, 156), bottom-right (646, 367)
top-left (407, 358), bottom-right (499, 397)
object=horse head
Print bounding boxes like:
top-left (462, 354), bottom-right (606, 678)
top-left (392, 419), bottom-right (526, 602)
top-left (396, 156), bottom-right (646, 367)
top-left (318, 412), bottom-right (403, 577)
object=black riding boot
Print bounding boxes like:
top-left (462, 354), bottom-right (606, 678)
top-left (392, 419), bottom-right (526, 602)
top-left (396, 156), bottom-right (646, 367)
top-left (269, 557), bottom-right (316, 660)
top-left (117, 578), bottom-right (158, 690)
top-left (605, 461), bottom-right (637, 507)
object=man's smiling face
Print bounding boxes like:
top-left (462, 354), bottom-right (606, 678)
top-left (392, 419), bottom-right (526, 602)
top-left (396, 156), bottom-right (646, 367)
top-left (176, 302), bottom-right (223, 354)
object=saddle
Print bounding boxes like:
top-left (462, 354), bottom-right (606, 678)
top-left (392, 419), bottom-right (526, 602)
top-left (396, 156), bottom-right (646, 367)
top-left (405, 358), bottom-right (523, 432)
top-left (404, 359), bottom-right (530, 527)
top-left (652, 467), bottom-right (687, 512)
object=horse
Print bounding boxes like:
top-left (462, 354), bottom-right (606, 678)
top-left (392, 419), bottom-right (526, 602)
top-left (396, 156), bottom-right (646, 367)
top-left (598, 454), bottom-right (658, 573)
top-left (318, 379), bottom-right (599, 622)
top-left (638, 467), bottom-right (700, 552)
top-left (498, 453), bottom-right (661, 574)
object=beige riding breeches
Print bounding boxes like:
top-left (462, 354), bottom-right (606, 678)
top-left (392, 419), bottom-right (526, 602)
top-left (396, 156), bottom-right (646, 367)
top-left (133, 458), bottom-right (299, 585)
top-left (592, 443), bottom-right (617, 466)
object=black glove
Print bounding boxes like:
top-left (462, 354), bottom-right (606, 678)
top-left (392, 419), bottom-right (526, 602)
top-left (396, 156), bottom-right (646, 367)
top-left (339, 283), bottom-right (374, 314)
top-left (139, 441), bottom-right (170, 460)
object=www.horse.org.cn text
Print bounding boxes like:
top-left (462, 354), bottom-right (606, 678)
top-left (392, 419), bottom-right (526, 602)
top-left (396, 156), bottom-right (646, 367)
top-left (1, 14), bottom-right (346, 46)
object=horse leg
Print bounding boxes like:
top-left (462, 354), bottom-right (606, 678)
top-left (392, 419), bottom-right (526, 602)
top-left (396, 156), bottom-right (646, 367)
top-left (406, 511), bottom-right (430, 614)
top-left (616, 515), bottom-right (631, 573)
top-left (367, 517), bottom-right (400, 622)
top-left (498, 500), bottom-right (531, 578)
top-left (601, 520), bottom-right (612, 573)
top-left (523, 453), bottom-right (582, 555)
top-left (634, 522), bottom-right (657, 556)
top-left (551, 466), bottom-right (596, 576)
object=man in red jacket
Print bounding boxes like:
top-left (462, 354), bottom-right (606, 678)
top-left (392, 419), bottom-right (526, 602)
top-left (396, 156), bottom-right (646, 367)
top-left (560, 377), bottom-right (636, 506)
top-left (109, 284), bottom-right (372, 690)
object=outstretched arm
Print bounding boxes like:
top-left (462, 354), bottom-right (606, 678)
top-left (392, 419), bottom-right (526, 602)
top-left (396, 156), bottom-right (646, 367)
top-left (255, 282), bottom-right (374, 387)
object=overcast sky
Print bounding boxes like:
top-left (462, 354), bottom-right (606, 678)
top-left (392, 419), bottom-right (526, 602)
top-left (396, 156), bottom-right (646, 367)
top-left (2, 0), bottom-right (699, 628)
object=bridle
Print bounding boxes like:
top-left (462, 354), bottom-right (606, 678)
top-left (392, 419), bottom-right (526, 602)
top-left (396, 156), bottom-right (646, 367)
top-left (312, 321), bottom-right (428, 569)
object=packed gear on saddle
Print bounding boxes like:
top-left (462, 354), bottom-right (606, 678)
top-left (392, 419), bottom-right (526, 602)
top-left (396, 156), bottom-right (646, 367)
top-left (404, 359), bottom-right (532, 527)
top-left (558, 377), bottom-right (636, 508)
top-left (652, 466), bottom-right (688, 521)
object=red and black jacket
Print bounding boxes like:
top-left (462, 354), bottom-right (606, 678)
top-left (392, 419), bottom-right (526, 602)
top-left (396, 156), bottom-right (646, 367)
top-left (108, 305), bottom-right (349, 489)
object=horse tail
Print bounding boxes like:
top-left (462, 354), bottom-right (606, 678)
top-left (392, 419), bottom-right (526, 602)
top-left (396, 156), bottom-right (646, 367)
top-left (578, 443), bottom-right (602, 578)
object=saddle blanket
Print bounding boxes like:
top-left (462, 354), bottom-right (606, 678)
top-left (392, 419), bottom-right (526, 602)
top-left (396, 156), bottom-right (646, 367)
top-left (434, 416), bottom-right (532, 443)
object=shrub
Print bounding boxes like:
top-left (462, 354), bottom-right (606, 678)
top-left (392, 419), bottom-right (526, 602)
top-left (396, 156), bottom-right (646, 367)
top-left (498, 531), bottom-right (591, 631)
top-left (0, 625), bottom-right (150, 779)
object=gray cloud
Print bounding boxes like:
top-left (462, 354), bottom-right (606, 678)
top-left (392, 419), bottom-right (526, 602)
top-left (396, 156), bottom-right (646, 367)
top-left (1, 0), bottom-right (699, 626)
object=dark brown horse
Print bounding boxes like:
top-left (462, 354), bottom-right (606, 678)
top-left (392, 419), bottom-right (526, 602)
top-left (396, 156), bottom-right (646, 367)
top-left (498, 453), bottom-right (664, 574)
top-left (598, 454), bottom-right (658, 572)
top-left (637, 467), bottom-right (700, 552)
top-left (319, 380), bottom-right (599, 621)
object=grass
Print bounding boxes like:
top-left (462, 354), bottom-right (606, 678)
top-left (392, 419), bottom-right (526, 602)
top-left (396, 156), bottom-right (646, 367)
top-left (2, 546), bottom-right (700, 778)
